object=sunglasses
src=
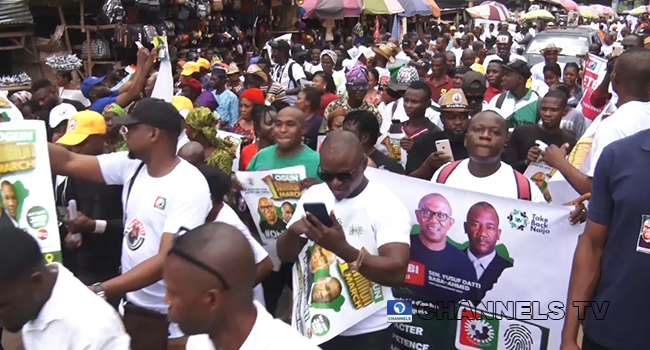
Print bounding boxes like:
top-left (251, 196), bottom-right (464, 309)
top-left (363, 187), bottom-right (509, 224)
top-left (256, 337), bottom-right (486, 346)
top-left (317, 157), bottom-right (366, 183)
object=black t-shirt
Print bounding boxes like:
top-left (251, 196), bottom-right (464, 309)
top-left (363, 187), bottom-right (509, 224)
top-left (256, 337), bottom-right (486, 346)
top-left (304, 115), bottom-right (324, 151)
top-left (259, 219), bottom-right (287, 241)
top-left (369, 148), bottom-right (404, 174)
top-left (503, 124), bottom-right (577, 173)
top-left (405, 131), bottom-right (468, 174)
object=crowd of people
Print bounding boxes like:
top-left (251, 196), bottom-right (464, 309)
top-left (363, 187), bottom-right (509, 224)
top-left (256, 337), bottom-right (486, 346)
top-left (0, 13), bottom-right (650, 350)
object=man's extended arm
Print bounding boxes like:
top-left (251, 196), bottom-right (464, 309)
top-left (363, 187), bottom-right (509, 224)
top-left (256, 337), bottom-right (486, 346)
top-left (48, 143), bottom-right (105, 184)
top-left (115, 47), bottom-right (158, 107)
top-left (560, 220), bottom-right (608, 349)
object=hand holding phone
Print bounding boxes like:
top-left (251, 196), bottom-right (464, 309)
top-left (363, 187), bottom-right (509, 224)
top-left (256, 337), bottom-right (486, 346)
top-left (435, 139), bottom-right (454, 162)
top-left (67, 200), bottom-right (81, 243)
top-left (303, 203), bottom-right (333, 227)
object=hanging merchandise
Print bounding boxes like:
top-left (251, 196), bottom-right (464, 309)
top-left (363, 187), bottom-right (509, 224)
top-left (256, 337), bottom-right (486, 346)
top-left (100, 0), bottom-right (125, 24)
top-left (212, 0), bottom-right (224, 11)
top-left (45, 54), bottom-right (83, 72)
top-left (323, 19), bottom-right (335, 41)
top-left (81, 37), bottom-right (111, 60)
top-left (0, 72), bottom-right (32, 88)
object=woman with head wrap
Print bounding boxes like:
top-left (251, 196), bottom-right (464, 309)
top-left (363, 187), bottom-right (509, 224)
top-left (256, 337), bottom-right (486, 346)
top-left (102, 103), bottom-right (128, 152)
top-left (319, 50), bottom-right (337, 75)
top-left (179, 78), bottom-right (203, 102)
top-left (195, 91), bottom-right (218, 111)
top-left (322, 64), bottom-right (382, 127)
top-left (185, 107), bottom-right (235, 173)
top-left (234, 88), bottom-right (265, 143)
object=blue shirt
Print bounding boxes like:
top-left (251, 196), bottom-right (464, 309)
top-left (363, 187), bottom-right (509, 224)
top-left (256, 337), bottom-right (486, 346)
top-left (212, 89), bottom-right (239, 127)
top-left (585, 129), bottom-right (650, 349)
top-left (89, 90), bottom-right (119, 113)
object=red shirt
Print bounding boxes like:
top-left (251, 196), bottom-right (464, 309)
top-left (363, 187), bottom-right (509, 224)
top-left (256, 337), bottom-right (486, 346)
top-left (318, 93), bottom-right (339, 116)
top-left (426, 75), bottom-right (454, 102)
top-left (485, 85), bottom-right (504, 103)
top-left (240, 142), bottom-right (258, 171)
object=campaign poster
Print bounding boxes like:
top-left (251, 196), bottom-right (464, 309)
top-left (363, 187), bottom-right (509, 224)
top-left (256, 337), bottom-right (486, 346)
top-left (236, 165), bottom-right (306, 270)
top-left (364, 168), bottom-right (582, 350)
top-left (0, 120), bottom-right (61, 262)
top-left (524, 161), bottom-right (555, 203)
top-left (380, 133), bottom-right (407, 168)
top-left (217, 130), bottom-right (243, 173)
top-left (577, 54), bottom-right (607, 121)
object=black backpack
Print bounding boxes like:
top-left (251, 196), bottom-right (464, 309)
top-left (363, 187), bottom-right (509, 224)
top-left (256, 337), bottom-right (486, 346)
top-left (100, 0), bottom-right (124, 24)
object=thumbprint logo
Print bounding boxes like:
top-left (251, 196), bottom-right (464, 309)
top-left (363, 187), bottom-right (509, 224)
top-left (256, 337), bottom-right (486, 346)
top-left (504, 324), bottom-right (534, 350)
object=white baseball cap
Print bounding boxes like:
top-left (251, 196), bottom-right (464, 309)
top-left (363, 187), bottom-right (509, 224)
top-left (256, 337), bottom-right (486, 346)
top-left (49, 103), bottom-right (77, 128)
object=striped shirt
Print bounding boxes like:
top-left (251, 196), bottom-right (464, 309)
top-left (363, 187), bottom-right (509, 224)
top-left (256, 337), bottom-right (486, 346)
top-left (260, 81), bottom-right (287, 103)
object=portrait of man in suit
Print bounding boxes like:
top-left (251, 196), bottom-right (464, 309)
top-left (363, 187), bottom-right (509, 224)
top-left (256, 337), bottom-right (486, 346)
top-left (464, 201), bottom-right (513, 302)
top-left (636, 217), bottom-right (650, 253)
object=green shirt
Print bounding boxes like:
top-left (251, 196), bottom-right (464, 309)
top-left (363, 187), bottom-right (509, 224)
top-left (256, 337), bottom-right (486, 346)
top-left (247, 144), bottom-right (321, 181)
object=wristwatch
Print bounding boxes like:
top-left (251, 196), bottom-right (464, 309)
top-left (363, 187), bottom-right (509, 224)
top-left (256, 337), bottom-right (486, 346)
top-left (91, 283), bottom-right (106, 300)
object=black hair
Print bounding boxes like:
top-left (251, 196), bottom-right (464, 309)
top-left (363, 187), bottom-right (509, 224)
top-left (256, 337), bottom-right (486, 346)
top-left (432, 52), bottom-right (447, 66)
top-left (0, 226), bottom-right (45, 283)
top-left (196, 164), bottom-right (232, 203)
top-left (251, 104), bottom-right (275, 129)
top-left (414, 45), bottom-right (426, 57)
top-left (343, 110), bottom-right (380, 145)
top-left (615, 48), bottom-right (650, 93)
top-left (455, 66), bottom-right (471, 75)
top-left (543, 88), bottom-right (569, 107)
top-left (257, 58), bottom-right (271, 66)
top-left (301, 87), bottom-right (322, 111)
top-left (313, 71), bottom-right (337, 94)
top-left (31, 79), bottom-right (54, 93)
top-left (368, 68), bottom-right (379, 83)
top-left (437, 35), bottom-right (450, 46)
top-left (543, 63), bottom-right (562, 77)
top-left (271, 100), bottom-right (290, 112)
top-left (407, 80), bottom-right (432, 99)
top-left (564, 62), bottom-right (580, 74)
top-left (56, 72), bottom-right (73, 81)
top-left (487, 59), bottom-right (505, 69)
top-left (551, 83), bottom-right (570, 96)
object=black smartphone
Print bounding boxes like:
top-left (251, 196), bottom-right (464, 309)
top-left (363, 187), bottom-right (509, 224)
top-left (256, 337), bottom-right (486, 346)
top-left (303, 202), bottom-right (333, 227)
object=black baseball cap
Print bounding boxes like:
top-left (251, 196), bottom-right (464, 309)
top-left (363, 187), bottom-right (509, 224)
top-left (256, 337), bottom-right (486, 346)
top-left (114, 98), bottom-right (182, 133)
top-left (270, 40), bottom-right (291, 53)
top-left (502, 60), bottom-right (531, 80)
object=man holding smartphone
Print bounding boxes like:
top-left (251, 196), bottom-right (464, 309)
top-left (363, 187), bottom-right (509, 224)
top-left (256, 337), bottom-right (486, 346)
top-left (408, 89), bottom-right (472, 179)
top-left (277, 130), bottom-right (410, 350)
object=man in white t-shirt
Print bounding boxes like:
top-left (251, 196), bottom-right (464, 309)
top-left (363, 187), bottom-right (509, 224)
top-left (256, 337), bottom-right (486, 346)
top-left (432, 111), bottom-right (545, 202)
top-left (277, 130), bottom-right (411, 349)
top-left (47, 98), bottom-right (212, 350)
top-left (483, 31), bottom-right (527, 68)
top-left (542, 48), bottom-right (650, 196)
top-left (270, 40), bottom-right (306, 105)
top-left (195, 164), bottom-right (273, 306)
top-left (0, 226), bottom-right (130, 350)
top-left (163, 223), bottom-right (322, 350)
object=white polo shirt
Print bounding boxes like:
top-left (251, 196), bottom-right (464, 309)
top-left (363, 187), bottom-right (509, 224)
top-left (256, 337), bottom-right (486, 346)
top-left (22, 264), bottom-right (130, 350)
top-left (185, 301), bottom-right (321, 350)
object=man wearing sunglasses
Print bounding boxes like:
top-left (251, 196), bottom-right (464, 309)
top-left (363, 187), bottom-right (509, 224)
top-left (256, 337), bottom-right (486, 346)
top-left (163, 223), bottom-right (321, 350)
top-left (277, 130), bottom-right (410, 350)
top-left (408, 193), bottom-right (476, 303)
top-left (47, 98), bottom-right (212, 350)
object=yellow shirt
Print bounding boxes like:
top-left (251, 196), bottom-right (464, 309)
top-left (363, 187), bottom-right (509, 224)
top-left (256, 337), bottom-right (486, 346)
top-left (470, 63), bottom-right (485, 74)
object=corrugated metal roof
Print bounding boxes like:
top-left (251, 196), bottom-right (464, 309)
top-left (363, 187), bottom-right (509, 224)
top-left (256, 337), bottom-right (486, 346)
top-left (0, 0), bottom-right (34, 26)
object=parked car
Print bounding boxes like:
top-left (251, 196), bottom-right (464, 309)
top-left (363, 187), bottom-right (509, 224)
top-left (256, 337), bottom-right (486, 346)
top-left (523, 28), bottom-right (602, 67)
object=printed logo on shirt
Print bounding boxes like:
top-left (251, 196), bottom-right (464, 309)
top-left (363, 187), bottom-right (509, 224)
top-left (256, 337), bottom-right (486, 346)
top-left (125, 219), bottom-right (146, 250)
top-left (153, 196), bottom-right (167, 210)
top-left (636, 215), bottom-right (650, 254)
top-left (348, 224), bottom-right (363, 238)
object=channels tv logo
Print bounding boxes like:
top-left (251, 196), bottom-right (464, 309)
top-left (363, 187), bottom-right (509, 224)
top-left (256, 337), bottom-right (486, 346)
top-left (387, 300), bottom-right (412, 323)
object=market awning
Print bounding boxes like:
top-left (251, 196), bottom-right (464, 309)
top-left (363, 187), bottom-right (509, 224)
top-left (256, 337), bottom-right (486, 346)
top-left (396, 0), bottom-right (432, 17)
top-left (364, 0), bottom-right (405, 15)
top-left (0, 0), bottom-right (33, 26)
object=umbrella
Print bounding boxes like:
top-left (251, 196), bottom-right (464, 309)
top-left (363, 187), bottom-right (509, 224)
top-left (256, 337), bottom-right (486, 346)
top-left (465, 1), bottom-right (510, 21)
top-left (364, 0), bottom-right (404, 15)
top-left (591, 4), bottom-right (614, 16)
top-left (302, 0), bottom-right (360, 18)
top-left (522, 9), bottom-right (555, 21)
top-left (396, 0), bottom-right (430, 16)
top-left (421, 0), bottom-right (441, 17)
top-left (561, 0), bottom-right (578, 11)
top-left (578, 6), bottom-right (599, 19)
top-left (630, 5), bottom-right (650, 16)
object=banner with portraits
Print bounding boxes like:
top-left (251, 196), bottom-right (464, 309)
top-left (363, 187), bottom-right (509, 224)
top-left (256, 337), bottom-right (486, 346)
top-left (0, 120), bottom-right (61, 262)
top-left (236, 166), bottom-right (306, 270)
top-left (217, 130), bottom-right (244, 173)
top-left (379, 133), bottom-right (407, 168)
top-left (363, 168), bottom-right (582, 350)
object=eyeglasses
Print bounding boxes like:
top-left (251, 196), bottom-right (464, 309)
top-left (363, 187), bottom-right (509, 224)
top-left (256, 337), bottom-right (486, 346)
top-left (317, 157), bottom-right (366, 183)
top-left (347, 82), bottom-right (369, 90)
top-left (417, 208), bottom-right (451, 222)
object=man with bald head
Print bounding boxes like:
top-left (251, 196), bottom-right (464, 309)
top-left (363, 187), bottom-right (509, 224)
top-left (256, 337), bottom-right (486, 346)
top-left (463, 202), bottom-right (512, 302)
top-left (247, 106), bottom-right (321, 315)
top-left (164, 223), bottom-right (320, 350)
top-left (277, 130), bottom-right (410, 349)
top-left (178, 141), bottom-right (205, 165)
top-left (432, 111), bottom-right (545, 202)
top-left (409, 193), bottom-right (476, 303)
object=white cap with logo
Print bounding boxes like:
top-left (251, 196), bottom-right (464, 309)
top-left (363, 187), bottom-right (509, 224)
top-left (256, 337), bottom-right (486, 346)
top-left (49, 103), bottom-right (77, 129)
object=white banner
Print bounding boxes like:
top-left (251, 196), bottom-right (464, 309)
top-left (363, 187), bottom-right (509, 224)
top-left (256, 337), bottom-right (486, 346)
top-left (236, 166), bottom-right (306, 270)
top-left (0, 121), bottom-right (61, 262)
top-left (217, 130), bottom-right (243, 173)
top-left (362, 168), bottom-right (582, 350)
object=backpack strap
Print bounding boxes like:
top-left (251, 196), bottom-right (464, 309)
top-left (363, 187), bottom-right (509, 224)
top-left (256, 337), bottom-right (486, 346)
top-left (287, 61), bottom-right (298, 89)
top-left (513, 169), bottom-right (532, 201)
top-left (495, 92), bottom-right (507, 109)
top-left (435, 160), bottom-right (463, 184)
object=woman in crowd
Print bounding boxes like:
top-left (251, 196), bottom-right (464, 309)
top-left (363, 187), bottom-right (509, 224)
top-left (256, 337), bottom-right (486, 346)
top-left (185, 107), bottom-right (236, 173)
top-left (235, 88), bottom-right (266, 143)
top-left (365, 68), bottom-right (382, 105)
top-left (179, 78), bottom-right (203, 103)
top-left (327, 108), bottom-right (348, 132)
top-left (312, 71), bottom-right (338, 116)
top-left (295, 87), bottom-right (324, 150)
top-left (563, 62), bottom-right (583, 108)
top-left (102, 103), bottom-right (127, 152)
top-left (240, 104), bottom-right (277, 170)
